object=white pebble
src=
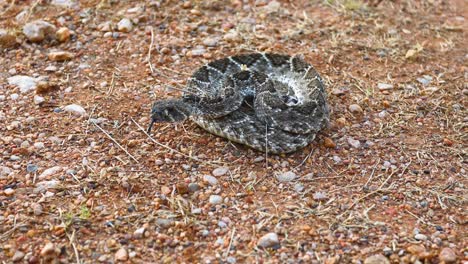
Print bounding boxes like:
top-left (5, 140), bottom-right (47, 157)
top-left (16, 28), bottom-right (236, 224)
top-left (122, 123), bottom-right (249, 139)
top-left (257, 232), bottom-right (280, 248)
top-left (117, 18), bottom-right (133, 32)
top-left (63, 104), bottom-right (86, 116)
top-left (212, 167), bottom-right (228, 177)
top-left (203, 175), bottom-right (218, 185)
top-left (378, 83), bottom-right (394, 90)
top-left (209, 195), bottom-right (222, 204)
top-left (34, 95), bottom-right (45, 104)
top-left (7, 75), bottom-right (38, 93)
top-left (276, 171), bottom-right (297, 182)
top-left (38, 166), bottom-right (62, 180)
top-left (347, 137), bottom-right (361, 148)
top-left (34, 142), bottom-right (45, 149)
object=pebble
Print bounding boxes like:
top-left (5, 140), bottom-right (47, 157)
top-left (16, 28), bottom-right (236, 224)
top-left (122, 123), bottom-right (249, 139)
top-left (323, 137), bottom-right (336, 148)
top-left (114, 248), bottom-right (128, 261)
top-left (190, 46), bottom-right (206, 56)
top-left (414, 233), bottom-right (427, 241)
top-left (63, 104), bottom-right (86, 116)
top-left (407, 244), bottom-right (426, 257)
top-left (4, 188), bottom-right (15, 196)
top-left (39, 166), bottom-right (62, 180)
top-left (40, 242), bottom-right (58, 257)
top-left (23, 20), bottom-right (56, 42)
top-left (226, 256), bottom-right (236, 264)
top-left (0, 29), bottom-right (17, 48)
top-left (209, 195), bottom-right (222, 204)
top-left (51, 0), bottom-right (78, 8)
top-left (32, 203), bottom-right (43, 216)
top-left (257, 232), bottom-right (280, 248)
top-left (294, 183), bottom-right (304, 192)
top-left (48, 51), bottom-right (74, 61)
top-left (212, 167), bottom-right (229, 177)
top-left (348, 104), bottom-right (363, 114)
top-left (7, 75), bottom-right (38, 93)
top-left (203, 175), bottom-right (218, 185)
top-left (117, 18), bottom-right (133, 32)
top-left (56, 27), bottom-right (71, 42)
top-left (417, 75), bottom-right (432, 86)
top-left (98, 21), bottom-right (113, 32)
top-left (331, 87), bottom-right (349, 95)
top-left (133, 227), bottom-right (146, 239)
top-left (12, 250), bottom-right (25, 262)
top-left (156, 218), bottom-right (173, 228)
top-left (378, 83), bottom-right (394, 90)
top-left (276, 171), bottom-right (297, 182)
top-left (438, 248), bottom-right (457, 263)
top-left (188, 183), bottom-right (200, 192)
top-left (34, 95), bottom-right (45, 105)
top-left (203, 37), bottom-right (219, 47)
top-left (224, 30), bottom-right (240, 42)
top-left (34, 180), bottom-right (59, 193)
top-left (364, 254), bottom-right (390, 264)
top-left (313, 191), bottom-right (328, 201)
top-left (45, 65), bottom-right (58, 72)
top-left (347, 137), bottom-right (361, 148)
top-left (176, 183), bottom-right (189, 194)
top-left (10, 93), bottom-right (19, 100)
top-left (34, 142), bottom-right (45, 149)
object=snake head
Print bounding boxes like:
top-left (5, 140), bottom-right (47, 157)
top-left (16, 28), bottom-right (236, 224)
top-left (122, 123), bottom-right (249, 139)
top-left (148, 100), bottom-right (191, 133)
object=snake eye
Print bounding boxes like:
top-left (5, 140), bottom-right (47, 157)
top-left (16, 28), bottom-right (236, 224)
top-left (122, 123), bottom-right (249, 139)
top-left (282, 95), bottom-right (298, 105)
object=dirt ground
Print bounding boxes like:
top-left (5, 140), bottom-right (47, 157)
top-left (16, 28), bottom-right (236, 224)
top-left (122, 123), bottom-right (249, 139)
top-left (0, 0), bottom-right (466, 263)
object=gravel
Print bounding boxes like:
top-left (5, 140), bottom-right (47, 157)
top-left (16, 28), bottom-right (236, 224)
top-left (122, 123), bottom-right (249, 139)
top-left (257, 233), bottom-right (280, 249)
top-left (209, 195), bottom-right (223, 204)
top-left (276, 171), bottom-right (297, 182)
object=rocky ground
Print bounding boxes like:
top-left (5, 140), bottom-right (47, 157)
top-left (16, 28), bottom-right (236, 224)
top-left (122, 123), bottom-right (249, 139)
top-left (0, 0), bottom-right (466, 263)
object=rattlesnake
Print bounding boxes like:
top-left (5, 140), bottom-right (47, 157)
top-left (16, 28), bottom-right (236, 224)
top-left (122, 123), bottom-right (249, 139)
top-left (148, 53), bottom-right (329, 154)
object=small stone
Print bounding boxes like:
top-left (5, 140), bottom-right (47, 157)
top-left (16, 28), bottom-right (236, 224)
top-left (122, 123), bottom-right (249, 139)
top-left (40, 242), bottom-right (57, 257)
top-left (45, 65), bottom-right (58, 72)
top-left (156, 218), bottom-right (174, 228)
top-left (26, 164), bottom-right (38, 173)
top-left (224, 30), bottom-right (240, 42)
top-left (276, 171), bottom-right (297, 182)
top-left (364, 254), bottom-right (390, 264)
top-left (331, 87), bottom-right (349, 95)
top-left (23, 20), bottom-right (56, 42)
top-left (32, 203), bottom-right (43, 216)
top-left (133, 227), bottom-right (146, 239)
top-left (176, 183), bottom-right (189, 194)
top-left (34, 180), bottom-right (59, 193)
top-left (48, 51), bottom-right (74, 61)
top-left (313, 191), bottom-right (327, 201)
top-left (7, 75), bottom-right (38, 93)
top-left (417, 75), bottom-right (432, 86)
top-left (0, 29), bottom-right (17, 48)
top-left (439, 248), bottom-right (457, 263)
top-left (294, 183), bottom-right (304, 192)
top-left (4, 188), bottom-right (15, 196)
top-left (323, 137), bottom-right (336, 148)
top-left (209, 195), bottom-right (222, 204)
top-left (347, 137), bottom-right (361, 148)
top-left (51, 0), bottom-right (78, 8)
top-left (348, 104), bottom-right (363, 114)
top-left (407, 244), bottom-right (426, 257)
top-left (34, 95), bottom-right (45, 105)
top-left (12, 250), bottom-right (25, 262)
top-left (414, 233), bottom-right (427, 241)
top-left (257, 232), bottom-right (280, 249)
top-left (117, 18), bottom-right (133, 32)
top-left (203, 37), bottom-right (218, 47)
top-left (226, 256), bottom-right (236, 264)
top-left (189, 46), bottom-right (206, 56)
top-left (443, 138), bottom-right (453, 146)
top-left (56, 27), bottom-right (71, 42)
top-left (39, 166), bottom-right (62, 180)
top-left (378, 83), bottom-right (394, 90)
top-left (34, 142), bottom-right (45, 150)
top-left (188, 183), bottom-right (200, 192)
top-left (114, 248), bottom-right (128, 261)
top-left (203, 175), bottom-right (218, 185)
top-left (63, 104), bottom-right (86, 116)
top-left (98, 21), bottom-right (113, 32)
top-left (212, 167), bottom-right (229, 177)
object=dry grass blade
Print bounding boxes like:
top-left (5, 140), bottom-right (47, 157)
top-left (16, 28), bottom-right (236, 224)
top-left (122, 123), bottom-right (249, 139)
top-left (92, 121), bottom-right (139, 163)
